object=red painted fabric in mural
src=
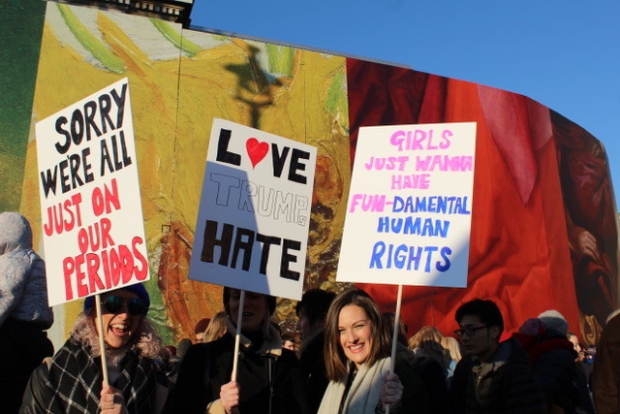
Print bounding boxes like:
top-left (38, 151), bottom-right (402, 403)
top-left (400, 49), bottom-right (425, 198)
top-left (552, 111), bottom-right (618, 333)
top-left (346, 58), bottom-right (582, 339)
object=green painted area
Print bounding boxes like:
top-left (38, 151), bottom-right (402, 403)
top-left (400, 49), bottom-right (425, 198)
top-left (151, 18), bottom-right (202, 57)
top-left (0, 1), bottom-right (46, 211)
top-left (57, 4), bottom-right (125, 74)
top-left (266, 44), bottom-right (295, 77)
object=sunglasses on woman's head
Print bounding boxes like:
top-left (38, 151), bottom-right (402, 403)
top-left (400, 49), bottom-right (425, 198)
top-left (103, 296), bottom-right (147, 316)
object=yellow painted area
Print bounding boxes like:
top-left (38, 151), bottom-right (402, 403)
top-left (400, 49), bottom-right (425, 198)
top-left (22, 5), bottom-right (350, 342)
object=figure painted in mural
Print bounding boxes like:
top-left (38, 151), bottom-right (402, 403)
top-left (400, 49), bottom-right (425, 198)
top-left (552, 110), bottom-right (619, 343)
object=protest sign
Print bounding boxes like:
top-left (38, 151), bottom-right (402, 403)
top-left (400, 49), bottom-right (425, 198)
top-left (338, 122), bottom-right (477, 288)
top-left (189, 119), bottom-right (317, 301)
top-left (36, 78), bottom-right (149, 306)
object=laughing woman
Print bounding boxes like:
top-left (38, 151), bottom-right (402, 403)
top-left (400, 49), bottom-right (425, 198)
top-left (20, 284), bottom-right (165, 414)
top-left (318, 289), bottom-right (429, 414)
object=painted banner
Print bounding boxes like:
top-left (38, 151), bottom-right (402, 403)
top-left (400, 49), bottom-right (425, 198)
top-left (189, 119), bottom-right (317, 300)
top-left (338, 122), bottom-right (477, 287)
top-left (36, 78), bottom-right (149, 306)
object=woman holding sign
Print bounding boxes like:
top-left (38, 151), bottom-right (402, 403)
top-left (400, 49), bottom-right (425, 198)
top-left (163, 287), bottom-right (309, 414)
top-left (318, 288), bottom-right (429, 414)
top-left (20, 284), bottom-right (166, 413)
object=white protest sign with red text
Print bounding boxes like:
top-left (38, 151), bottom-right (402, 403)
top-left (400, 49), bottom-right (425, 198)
top-left (189, 119), bottom-right (317, 301)
top-left (338, 122), bottom-right (477, 288)
top-left (36, 78), bottom-right (149, 306)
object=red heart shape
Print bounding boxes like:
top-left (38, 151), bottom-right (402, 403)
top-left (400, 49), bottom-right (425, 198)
top-left (246, 138), bottom-right (269, 168)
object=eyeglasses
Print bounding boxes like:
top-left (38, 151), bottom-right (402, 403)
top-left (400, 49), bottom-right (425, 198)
top-left (454, 325), bottom-right (489, 338)
top-left (103, 296), bottom-right (147, 316)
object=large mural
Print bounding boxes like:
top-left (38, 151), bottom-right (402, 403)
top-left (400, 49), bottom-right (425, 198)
top-left (2, 1), bottom-right (618, 348)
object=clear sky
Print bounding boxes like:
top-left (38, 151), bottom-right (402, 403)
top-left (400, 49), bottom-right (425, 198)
top-left (189, 0), bottom-right (620, 207)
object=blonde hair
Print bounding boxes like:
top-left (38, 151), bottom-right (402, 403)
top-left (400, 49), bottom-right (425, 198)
top-left (441, 336), bottom-right (462, 362)
top-left (408, 325), bottom-right (449, 372)
top-left (71, 311), bottom-right (163, 359)
top-left (202, 311), bottom-right (228, 343)
top-left (408, 325), bottom-right (444, 348)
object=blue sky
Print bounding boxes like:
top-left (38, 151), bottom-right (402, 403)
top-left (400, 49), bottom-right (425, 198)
top-left (189, 0), bottom-right (620, 207)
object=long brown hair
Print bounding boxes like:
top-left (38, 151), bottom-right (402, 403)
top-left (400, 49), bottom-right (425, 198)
top-left (323, 288), bottom-right (390, 381)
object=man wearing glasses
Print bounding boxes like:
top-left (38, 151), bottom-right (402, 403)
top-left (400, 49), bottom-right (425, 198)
top-left (449, 299), bottom-right (546, 413)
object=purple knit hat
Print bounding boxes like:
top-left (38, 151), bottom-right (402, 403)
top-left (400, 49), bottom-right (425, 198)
top-left (83, 283), bottom-right (150, 313)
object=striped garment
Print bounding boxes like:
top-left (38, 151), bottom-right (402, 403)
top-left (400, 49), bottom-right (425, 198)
top-left (20, 338), bottom-right (157, 413)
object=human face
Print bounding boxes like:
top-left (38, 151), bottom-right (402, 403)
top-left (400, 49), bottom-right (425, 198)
top-left (338, 304), bottom-right (373, 369)
top-left (99, 289), bottom-right (143, 349)
top-left (283, 340), bottom-right (296, 351)
top-left (296, 309), bottom-right (311, 340)
top-left (456, 315), bottom-right (498, 361)
top-left (568, 334), bottom-right (584, 362)
top-left (228, 289), bottom-right (268, 333)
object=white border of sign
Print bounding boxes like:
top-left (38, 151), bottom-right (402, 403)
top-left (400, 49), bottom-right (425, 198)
top-left (36, 78), bottom-right (149, 306)
top-left (338, 122), bottom-right (477, 288)
top-left (189, 119), bottom-right (317, 301)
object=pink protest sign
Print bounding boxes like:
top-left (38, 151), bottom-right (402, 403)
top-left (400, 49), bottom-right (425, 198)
top-left (338, 122), bottom-right (477, 288)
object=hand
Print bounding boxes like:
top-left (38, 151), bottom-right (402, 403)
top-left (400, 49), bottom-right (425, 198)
top-left (568, 225), bottom-right (600, 262)
top-left (220, 381), bottom-right (240, 414)
top-left (379, 371), bottom-right (403, 409)
top-left (100, 385), bottom-right (127, 414)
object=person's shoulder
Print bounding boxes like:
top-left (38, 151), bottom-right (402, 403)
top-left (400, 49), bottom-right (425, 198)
top-left (275, 347), bottom-right (301, 369)
top-left (187, 335), bottom-right (232, 358)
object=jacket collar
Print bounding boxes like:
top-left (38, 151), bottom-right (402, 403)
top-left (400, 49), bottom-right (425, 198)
top-left (225, 318), bottom-right (282, 356)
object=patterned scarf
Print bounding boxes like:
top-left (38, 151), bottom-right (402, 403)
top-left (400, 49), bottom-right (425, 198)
top-left (22, 338), bottom-right (156, 413)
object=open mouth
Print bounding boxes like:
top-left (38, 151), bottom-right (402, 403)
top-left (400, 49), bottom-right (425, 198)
top-left (348, 343), bottom-right (365, 353)
top-left (110, 323), bottom-right (129, 337)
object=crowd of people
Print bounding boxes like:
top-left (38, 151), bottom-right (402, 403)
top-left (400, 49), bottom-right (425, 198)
top-left (3, 211), bottom-right (620, 413)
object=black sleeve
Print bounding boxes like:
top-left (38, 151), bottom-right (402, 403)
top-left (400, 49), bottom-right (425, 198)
top-left (19, 360), bottom-right (59, 414)
top-left (395, 360), bottom-right (431, 414)
top-left (419, 360), bottom-right (450, 414)
top-left (532, 348), bottom-right (575, 408)
top-left (162, 344), bottom-right (212, 414)
top-left (274, 349), bottom-right (311, 414)
top-left (448, 359), bottom-right (468, 414)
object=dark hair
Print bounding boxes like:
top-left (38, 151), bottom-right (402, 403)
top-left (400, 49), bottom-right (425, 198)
top-left (323, 288), bottom-right (390, 381)
top-left (455, 299), bottom-right (504, 335)
top-left (282, 332), bottom-right (296, 342)
top-left (84, 283), bottom-right (151, 314)
top-left (296, 288), bottom-right (337, 328)
top-left (222, 287), bottom-right (277, 315)
top-left (382, 312), bottom-right (408, 347)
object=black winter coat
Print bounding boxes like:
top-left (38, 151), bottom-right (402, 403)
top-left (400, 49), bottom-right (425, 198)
top-left (299, 330), bottom-right (329, 414)
top-left (163, 329), bottom-right (309, 414)
top-left (527, 335), bottom-right (578, 413)
top-left (449, 337), bottom-right (547, 414)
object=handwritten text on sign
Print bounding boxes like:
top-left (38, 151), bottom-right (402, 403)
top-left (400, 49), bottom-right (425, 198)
top-left (338, 123), bottom-right (477, 288)
top-left (189, 119), bottom-right (317, 300)
top-left (36, 78), bottom-right (149, 306)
